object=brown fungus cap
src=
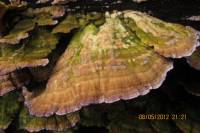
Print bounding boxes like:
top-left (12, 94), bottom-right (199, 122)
top-left (0, 15), bottom-right (58, 45)
top-left (0, 29), bottom-right (59, 75)
top-left (19, 100), bottom-right (80, 132)
top-left (24, 6), bottom-right (65, 18)
top-left (123, 11), bottom-right (199, 58)
top-left (0, 70), bottom-right (30, 96)
top-left (0, 59), bottom-right (49, 76)
top-left (24, 11), bottom-right (199, 117)
top-left (0, 74), bottom-right (15, 96)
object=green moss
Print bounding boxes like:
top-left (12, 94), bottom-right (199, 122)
top-left (52, 13), bottom-right (104, 34)
top-left (67, 24), bottom-right (98, 66)
top-left (122, 18), bottom-right (165, 46)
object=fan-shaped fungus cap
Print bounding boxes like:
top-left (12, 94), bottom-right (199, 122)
top-left (19, 104), bottom-right (79, 132)
top-left (24, 6), bottom-right (65, 18)
top-left (123, 11), bottom-right (198, 58)
top-left (0, 74), bottom-right (15, 96)
top-left (52, 12), bottom-right (104, 34)
top-left (0, 59), bottom-right (49, 76)
top-left (0, 19), bottom-right (36, 45)
top-left (0, 29), bottom-right (58, 75)
top-left (24, 11), bottom-right (198, 117)
top-left (0, 14), bottom-right (59, 45)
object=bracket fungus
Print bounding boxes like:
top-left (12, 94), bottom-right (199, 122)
top-left (0, 16), bottom-right (58, 45)
top-left (0, 29), bottom-right (58, 75)
top-left (0, 0), bottom-right (200, 132)
top-left (19, 107), bottom-right (80, 132)
top-left (23, 11), bottom-right (198, 117)
top-left (24, 6), bottom-right (65, 19)
top-left (0, 1), bottom-right (27, 36)
top-left (0, 70), bottom-right (30, 96)
top-left (52, 12), bottom-right (105, 34)
top-left (0, 89), bottom-right (80, 132)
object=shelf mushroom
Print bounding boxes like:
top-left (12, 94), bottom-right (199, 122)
top-left (24, 11), bottom-right (199, 117)
top-left (0, 70), bottom-right (30, 96)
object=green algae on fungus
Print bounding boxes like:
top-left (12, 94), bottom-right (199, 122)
top-left (0, 1), bottom-right (65, 45)
top-left (0, 15), bottom-right (58, 45)
top-left (19, 107), bottom-right (79, 132)
top-left (24, 11), bottom-right (173, 116)
top-left (29, 44), bottom-right (63, 82)
top-left (0, 88), bottom-right (79, 132)
top-left (0, 1), bottom-right (61, 45)
top-left (0, 91), bottom-right (20, 129)
top-left (0, 29), bottom-right (59, 75)
top-left (52, 12), bottom-right (105, 34)
top-left (24, 11), bottom-right (199, 117)
top-left (0, 1), bottom-right (27, 36)
top-left (0, 0), bottom-right (199, 132)
top-left (0, 19), bottom-right (36, 45)
top-left (122, 11), bottom-right (198, 58)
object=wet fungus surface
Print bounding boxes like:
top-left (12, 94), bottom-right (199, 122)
top-left (24, 11), bottom-right (198, 116)
top-left (0, 0), bottom-right (200, 132)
